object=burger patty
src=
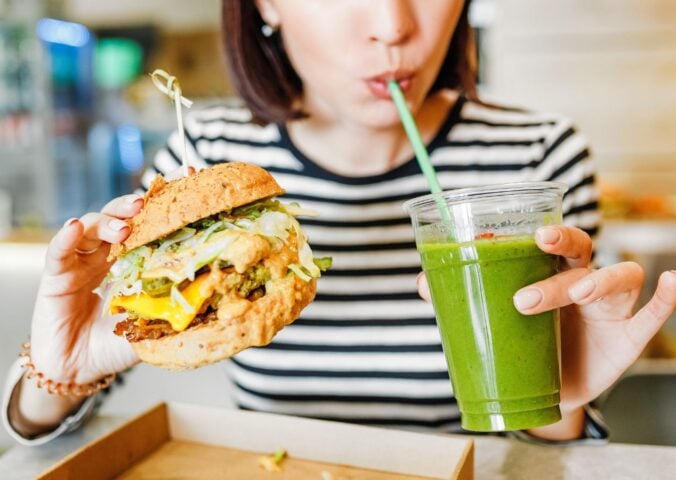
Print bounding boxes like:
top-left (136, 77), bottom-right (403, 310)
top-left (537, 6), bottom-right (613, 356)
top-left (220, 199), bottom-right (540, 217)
top-left (112, 261), bottom-right (271, 343)
top-left (112, 235), bottom-right (296, 344)
top-left (114, 310), bottom-right (217, 342)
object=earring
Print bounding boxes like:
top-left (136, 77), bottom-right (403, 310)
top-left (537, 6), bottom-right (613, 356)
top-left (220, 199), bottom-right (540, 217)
top-left (261, 23), bottom-right (277, 37)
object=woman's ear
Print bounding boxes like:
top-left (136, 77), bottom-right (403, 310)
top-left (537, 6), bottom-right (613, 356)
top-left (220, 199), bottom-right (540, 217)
top-left (254, 0), bottom-right (281, 29)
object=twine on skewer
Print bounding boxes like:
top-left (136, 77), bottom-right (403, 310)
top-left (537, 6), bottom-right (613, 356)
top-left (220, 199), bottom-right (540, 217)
top-left (150, 69), bottom-right (194, 177)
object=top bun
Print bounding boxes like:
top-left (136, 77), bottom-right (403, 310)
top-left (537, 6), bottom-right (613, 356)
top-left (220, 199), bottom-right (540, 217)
top-left (109, 162), bottom-right (284, 259)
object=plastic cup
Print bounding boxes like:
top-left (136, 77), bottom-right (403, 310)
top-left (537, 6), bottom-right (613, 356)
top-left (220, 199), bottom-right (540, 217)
top-left (404, 182), bottom-right (568, 432)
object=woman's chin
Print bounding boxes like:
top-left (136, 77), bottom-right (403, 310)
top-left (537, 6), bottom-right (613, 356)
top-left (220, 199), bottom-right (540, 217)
top-left (351, 102), bottom-right (410, 130)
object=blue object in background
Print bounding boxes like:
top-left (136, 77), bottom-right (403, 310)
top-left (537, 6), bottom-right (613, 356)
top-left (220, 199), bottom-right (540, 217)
top-left (37, 18), bottom-right (95, 225)
top-left (117, 123), bottom-right (144, 173)
top-left (88, 121), bottom-right (144, 209)
top-left (37, 18), bottom-right (90, 48)
top-left (37, 20), bottom-right (146, 222)
top-left (37, 18), bottom-right (94, 112)
top-left (87, 38), bottom-right (144, 212)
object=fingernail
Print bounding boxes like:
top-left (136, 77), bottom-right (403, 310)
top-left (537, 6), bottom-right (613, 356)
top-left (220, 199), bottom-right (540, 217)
top-left (64, 217), bottom-right (78, 228)
top-left (125, 195), bottom-right (142, 206)
top-left (514, 288), bottom-right (543, 311)
top-left (418, 276), bottom-right (431, 300)
top-left (416, 272), bottom-right (425, 284)
top-left (536, 227), bottom-right (561, 245)
top-left (109, 219), bottom-right (129, 231)
top-left (569, 279), bottom-right (595, 302)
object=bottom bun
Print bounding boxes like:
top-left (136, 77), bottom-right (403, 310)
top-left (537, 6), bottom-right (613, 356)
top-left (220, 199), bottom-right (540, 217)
top-left (130, 275), bottom-right (316, 370)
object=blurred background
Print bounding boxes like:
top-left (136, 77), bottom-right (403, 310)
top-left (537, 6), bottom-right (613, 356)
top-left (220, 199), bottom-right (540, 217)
top-left (0, 0), bottom-right (230, 230)
top-left (0, 0), bottom-right (674, 449)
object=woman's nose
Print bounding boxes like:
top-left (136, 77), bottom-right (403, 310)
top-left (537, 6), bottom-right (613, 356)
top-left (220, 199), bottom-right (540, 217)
top-left (368, 0), bottom-right (415, 46)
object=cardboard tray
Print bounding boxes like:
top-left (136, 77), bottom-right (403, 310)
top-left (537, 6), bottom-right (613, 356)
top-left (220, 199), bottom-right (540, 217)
top-left (38, 402), bottom-right (473, 479)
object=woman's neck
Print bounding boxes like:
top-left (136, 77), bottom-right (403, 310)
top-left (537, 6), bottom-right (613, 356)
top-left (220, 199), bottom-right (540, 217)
top-left (286, 90), bottom-right (458, 177)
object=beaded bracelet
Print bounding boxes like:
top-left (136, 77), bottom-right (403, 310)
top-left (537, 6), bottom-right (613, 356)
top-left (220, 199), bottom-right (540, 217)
top-left (18, 342), bottom-right (115, 397)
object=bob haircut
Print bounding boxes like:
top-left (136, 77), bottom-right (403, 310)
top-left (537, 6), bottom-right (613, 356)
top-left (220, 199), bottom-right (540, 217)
top-left (222, 0), bottom-right (477, 125)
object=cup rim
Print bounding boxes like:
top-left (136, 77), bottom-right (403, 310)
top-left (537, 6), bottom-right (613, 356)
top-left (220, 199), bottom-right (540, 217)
top-left (402, 181), bottom-right (569, 214)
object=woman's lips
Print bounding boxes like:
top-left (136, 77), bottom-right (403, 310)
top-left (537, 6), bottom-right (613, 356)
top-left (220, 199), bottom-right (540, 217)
top-left (366, 71), bottom-right (413, 100)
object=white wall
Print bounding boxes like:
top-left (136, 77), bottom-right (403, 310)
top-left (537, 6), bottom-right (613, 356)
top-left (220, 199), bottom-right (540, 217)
top-left (486, 0), bottom-right (676, 194)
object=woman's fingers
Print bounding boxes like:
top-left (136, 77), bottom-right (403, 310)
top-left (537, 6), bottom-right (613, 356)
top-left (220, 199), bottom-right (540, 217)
top-left (626, 271), bottom-right (676, 348)
top-left (74, 212), bottom-right (131, 253)
top-left (513, 268), bottom-right (589, 314)
top-left (417, 272), bottom-right (431, 302)
top-left (515, 262), bottom-right (645, 316)
top-left (568, 262), bottom-right (644, 317)
top-left (44, 218), bottom-right (85, 275)
top-left (535, 225), bottom-right (592, 269)
top-left (44, 194), bottom-right (143, 276)
top-left (101, 194), bottom-right (144, 219)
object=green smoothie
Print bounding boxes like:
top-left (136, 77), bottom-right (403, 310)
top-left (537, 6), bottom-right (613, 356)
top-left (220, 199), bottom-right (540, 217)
top-left (420, 235), bottom-right (561, 431)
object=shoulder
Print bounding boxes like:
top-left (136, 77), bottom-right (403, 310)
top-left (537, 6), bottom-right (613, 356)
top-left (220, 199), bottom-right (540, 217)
top-left (429, 95), bottom-right (591, 180)
top-left (185, 99), bottom-right (253, 124)
top-left (456, 100), bottom-right (599, 232)
top-left (449, 97), bottom-right (592, 171)
top-left (159, 99), bottom-right (301, 172)
top-left (455, 97), bottom-right (583, 150)
top-left (183, 99), bottom-right (281, 145)
top-left (458, 96), bottom-right (566, 126)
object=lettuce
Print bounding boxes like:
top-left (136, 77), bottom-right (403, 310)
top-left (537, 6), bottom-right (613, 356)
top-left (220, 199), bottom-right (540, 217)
top-left (231, 199), bottom-right (282, 219)
top-left (280, 202), bottom-right (319, 217)
top-left (170, 284), bottom-right (195, 313)
top-left (288, 256), bottom-right (332, 282)
top-left (99, 198), bottom-right (329, 298)
top-left (313, 257), bottom-right (332, 272)
top-left (288, 264), bottom-right (312, 282)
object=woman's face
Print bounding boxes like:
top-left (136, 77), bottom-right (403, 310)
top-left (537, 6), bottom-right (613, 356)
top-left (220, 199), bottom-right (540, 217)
top-left (256, 0), bottom-right (465, 128)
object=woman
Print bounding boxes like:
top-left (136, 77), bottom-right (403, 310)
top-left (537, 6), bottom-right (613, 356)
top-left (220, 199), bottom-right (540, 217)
top-left (4, 0), bottom-right (675, 445)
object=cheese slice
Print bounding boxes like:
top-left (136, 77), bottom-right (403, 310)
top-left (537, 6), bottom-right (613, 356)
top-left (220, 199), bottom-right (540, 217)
top-left (110, 273), bottom-right (213, 332)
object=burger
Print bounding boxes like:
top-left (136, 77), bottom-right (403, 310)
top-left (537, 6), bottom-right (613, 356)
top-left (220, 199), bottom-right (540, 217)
top-left (95, 162), bottom-right (330, 369)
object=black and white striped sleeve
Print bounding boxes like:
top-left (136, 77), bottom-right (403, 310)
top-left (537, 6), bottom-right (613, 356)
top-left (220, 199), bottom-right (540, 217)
top-left (536, 117), bottom-right (601, 240)
top-left (2, 359), bottom-right (122, 446)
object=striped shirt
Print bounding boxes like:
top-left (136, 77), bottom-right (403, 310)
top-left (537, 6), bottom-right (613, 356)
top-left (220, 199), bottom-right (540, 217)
top-left (139, 95), bottom-right (600, 433)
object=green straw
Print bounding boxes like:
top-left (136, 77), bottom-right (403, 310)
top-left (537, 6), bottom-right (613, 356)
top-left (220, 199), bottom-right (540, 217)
top-left (388, 81), bottom-right (450, 220)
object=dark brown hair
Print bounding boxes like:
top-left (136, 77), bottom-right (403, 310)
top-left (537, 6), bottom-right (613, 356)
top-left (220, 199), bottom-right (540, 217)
top-left (222, 0), bottom-right (477, 125)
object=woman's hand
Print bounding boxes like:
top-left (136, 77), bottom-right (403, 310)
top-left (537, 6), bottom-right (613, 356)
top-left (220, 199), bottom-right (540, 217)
top-left (29, 167), bottom-right (193, 386)
top-left (510, 225), bottom-right (675, 413)
top-left (29, 193), bottom-right (145, 386)
top-left (12, 168), bottom-right (195, 435)
top-left (11, 192), bottom-right (146, 434)
top-left (416, 225), bottom-right (676, 439)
